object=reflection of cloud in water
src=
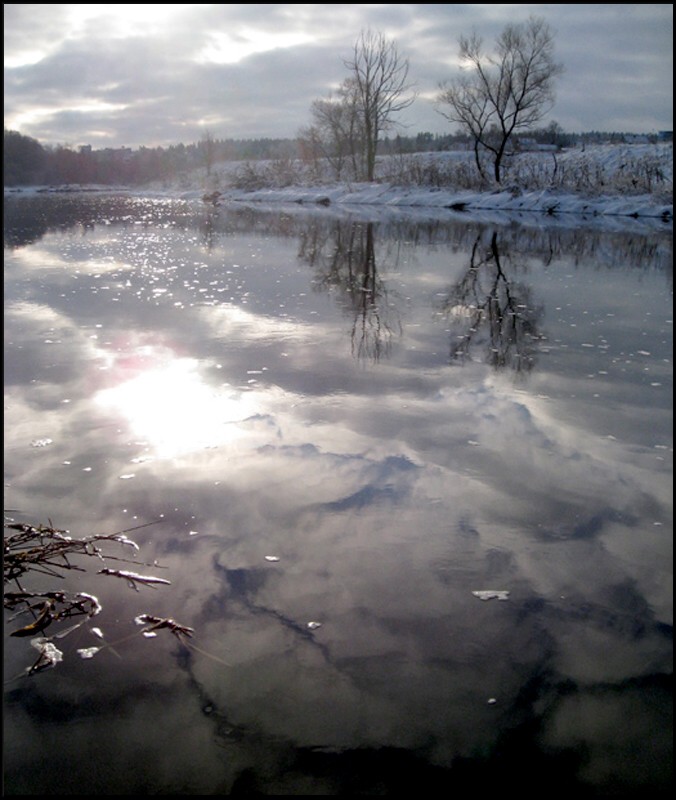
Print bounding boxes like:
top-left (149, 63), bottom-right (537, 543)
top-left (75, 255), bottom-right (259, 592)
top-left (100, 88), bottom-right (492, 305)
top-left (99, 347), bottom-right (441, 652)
top-left (5, 246), bottom-right (71, 273)
top-left (5, 301), bottom-right (95, 355)
top-left (4, 201), bottom-right (671, 795)
top-left (178, 438), bottom-right (670, 773)
top-left (8, 247), bottom-right (124, 276)
top-left (202, 302), bottom-right (314, 342)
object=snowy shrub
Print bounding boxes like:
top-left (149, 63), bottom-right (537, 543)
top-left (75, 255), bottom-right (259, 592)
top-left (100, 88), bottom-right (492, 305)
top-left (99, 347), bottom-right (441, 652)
top-left (231, 161), bottom-right (269, 190)
top-left (231, 158), bottom-right (311, 189)
top-left (376, 152), bottom-right (490, 190)
top-left (225, 142), bottom-right (672, 201)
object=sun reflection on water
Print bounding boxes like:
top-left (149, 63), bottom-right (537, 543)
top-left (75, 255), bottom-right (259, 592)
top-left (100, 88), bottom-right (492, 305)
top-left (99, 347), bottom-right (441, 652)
top-left (94, 345), bottom-right (258, 459)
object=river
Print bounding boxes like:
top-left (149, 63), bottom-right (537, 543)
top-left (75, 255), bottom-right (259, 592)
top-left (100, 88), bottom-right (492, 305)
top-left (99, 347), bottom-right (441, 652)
top-left (3, 193), bottom-right (673, 795)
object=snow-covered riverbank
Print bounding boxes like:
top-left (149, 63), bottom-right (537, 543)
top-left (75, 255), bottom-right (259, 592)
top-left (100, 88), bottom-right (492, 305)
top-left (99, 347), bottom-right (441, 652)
top-left (6, 143), bottom-right (672, 228)
top-left (203, 181), bottom-right (673, 221)
top-left (192, 142), bottom-right (674, 223)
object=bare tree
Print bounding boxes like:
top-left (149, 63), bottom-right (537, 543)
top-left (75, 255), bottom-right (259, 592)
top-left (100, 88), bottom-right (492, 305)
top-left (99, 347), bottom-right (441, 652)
top-left (300, 85), bottom-right (366, 180)
top-left (300, 30), bottom-right (414, 182)
top-left (344, 29), bottom-right (415, 181)
top-left (436, 16), bottom-right (563, 184)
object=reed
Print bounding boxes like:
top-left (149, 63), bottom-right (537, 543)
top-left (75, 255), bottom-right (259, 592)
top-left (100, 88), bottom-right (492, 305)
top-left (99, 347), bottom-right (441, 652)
top-left (4, 519), bottom-right (196, 677)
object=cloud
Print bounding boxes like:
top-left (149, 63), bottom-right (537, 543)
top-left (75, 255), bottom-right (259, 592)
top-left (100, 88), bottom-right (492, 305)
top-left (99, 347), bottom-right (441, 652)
top-left (4, 4), bottom-right (673, 147)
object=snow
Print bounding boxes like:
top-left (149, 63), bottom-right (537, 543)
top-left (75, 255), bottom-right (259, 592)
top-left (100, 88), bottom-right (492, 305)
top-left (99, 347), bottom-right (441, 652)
top-left (211, 182), bottom-right (671, 221)
top-left (186, 142), bottom-right (674, 227)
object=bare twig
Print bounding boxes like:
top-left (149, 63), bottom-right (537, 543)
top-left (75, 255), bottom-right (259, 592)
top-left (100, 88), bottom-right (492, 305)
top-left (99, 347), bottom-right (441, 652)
top-left (135, 613), bottom-right (194, 640)
top-left (97, 568), bottom-right (171, 591)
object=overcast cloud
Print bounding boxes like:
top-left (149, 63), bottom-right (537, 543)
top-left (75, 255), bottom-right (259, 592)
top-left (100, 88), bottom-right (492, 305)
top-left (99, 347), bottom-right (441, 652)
top-left (4, 4), bottom-right (673, 150)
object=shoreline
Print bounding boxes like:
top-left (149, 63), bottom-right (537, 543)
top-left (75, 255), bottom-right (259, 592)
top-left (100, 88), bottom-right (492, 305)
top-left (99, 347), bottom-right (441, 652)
top-left (5, 181), bottom-right (672, 235)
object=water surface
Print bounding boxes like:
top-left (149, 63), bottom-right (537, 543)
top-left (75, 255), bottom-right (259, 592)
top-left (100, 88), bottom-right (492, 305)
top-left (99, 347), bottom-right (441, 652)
top-left (3, 194), bottom-right (673, 795)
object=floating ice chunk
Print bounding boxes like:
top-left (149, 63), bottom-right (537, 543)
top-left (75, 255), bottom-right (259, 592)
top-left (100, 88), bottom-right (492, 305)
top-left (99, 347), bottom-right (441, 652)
top-left (77, 647), bottom-right (101, 659)
top-left (91, 627), bottom-right (104, 639)
top-left (30, 638), bottom-right (63, 669)
top-left (265, 555), bottom-right (280, 562)
top-left (30, 438), bottom-right (53, 448)
top-left (487, 697), bottom-right (497, 705)
top-left (77, 592), bottom-right (102, 615)
top-left (472, 590), bottom-right (510, 601)
top-left (307, 621), bottom-right (322, 630)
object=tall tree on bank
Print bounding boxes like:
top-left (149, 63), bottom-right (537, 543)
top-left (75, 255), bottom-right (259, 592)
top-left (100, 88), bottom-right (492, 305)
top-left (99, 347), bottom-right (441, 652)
top-left (346, 29), bottom-right (415, 181)
top-left (301, 30), bottom-right (415, 182)
top-left (436, 16), bottom-right (563, 184)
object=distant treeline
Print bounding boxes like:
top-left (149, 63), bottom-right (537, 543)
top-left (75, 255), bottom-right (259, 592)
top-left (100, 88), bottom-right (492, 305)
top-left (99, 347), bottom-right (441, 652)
top-left (4, 129), bottom-right (298, 187)
top-left (2, 127), bottom-right (665, 187)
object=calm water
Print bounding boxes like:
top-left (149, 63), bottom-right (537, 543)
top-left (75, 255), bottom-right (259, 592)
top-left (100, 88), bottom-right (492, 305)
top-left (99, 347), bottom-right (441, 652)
top-left (3, 194), bottom-right (673, 795)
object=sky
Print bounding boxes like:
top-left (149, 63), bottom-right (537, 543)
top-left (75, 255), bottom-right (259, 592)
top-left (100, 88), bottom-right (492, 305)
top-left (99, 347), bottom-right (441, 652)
top-left (4, 4), bottom-right (673, 151)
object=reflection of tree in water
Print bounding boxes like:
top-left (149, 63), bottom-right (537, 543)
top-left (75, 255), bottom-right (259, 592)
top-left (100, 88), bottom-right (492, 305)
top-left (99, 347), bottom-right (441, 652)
top-left (438, 231), bottom-right (545, 373)
top-left (199, 206), bottom-right (219, 251)
top-left (299, 220), bottom-right (401, 362)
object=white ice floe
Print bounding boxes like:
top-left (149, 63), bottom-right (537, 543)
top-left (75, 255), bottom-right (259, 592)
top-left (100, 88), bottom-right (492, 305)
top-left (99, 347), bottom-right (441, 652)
top-left (77, 647), bottom-right (101, 659)
top-left (472, 590), bottom-right (510, 601)
top-left (30, 637), bottom-right (64, 668)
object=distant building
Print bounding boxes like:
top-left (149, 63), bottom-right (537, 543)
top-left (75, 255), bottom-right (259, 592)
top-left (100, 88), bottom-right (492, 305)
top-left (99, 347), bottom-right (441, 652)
top-left (658, 130), bottom-right (673, 141)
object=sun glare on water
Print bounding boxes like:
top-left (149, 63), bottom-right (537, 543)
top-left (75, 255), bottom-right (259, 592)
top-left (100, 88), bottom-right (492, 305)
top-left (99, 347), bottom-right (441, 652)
top-left (95, 350), bottom-right (257, 459)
